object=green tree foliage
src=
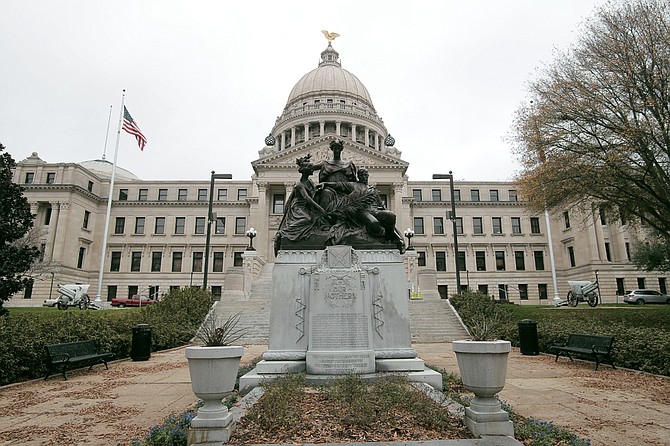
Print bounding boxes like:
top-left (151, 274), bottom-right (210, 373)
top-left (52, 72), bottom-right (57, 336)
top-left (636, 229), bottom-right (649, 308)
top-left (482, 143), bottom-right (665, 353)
top-left (511, 0), bottom-right (670, 268)
top-left (0, 144), bottom-right (40, 312)
top-left (631, 236), bottom-right (670, 271)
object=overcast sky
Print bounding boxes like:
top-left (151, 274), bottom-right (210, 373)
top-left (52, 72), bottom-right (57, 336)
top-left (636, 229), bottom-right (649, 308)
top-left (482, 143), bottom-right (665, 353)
top-left (1, 0), bottom-right (605, 182)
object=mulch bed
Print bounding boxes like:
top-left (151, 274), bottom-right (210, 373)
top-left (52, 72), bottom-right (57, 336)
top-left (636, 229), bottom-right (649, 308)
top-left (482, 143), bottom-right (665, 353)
top-left (230, 387), bottom-right (473, 444)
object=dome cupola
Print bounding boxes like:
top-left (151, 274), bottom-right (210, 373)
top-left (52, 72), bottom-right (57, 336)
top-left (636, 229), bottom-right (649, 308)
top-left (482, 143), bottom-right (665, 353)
top-left (264, 36), bottom-right (391, 155)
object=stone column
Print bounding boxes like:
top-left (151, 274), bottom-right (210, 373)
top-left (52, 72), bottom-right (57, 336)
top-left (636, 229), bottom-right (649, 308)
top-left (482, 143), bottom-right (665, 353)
top-left (374, 132), bottom-right (379, 150)
top-left (335, 121), bottom-right (341, 136)
top-left (256, 181), bottom-right (268, 256)
top-left (393, 183), bottom-right (406, 231)
top-left (47, 203), bottom-right (59, 260)
top-left (319, 121), bottom-right (325, 137)
top-left (304, 123), bottom-right (309, 141)
top-left (364, 128), bottom-right (370, 147)
top-left (352, 124), bottom-right (357, 142)
top-left (612, 221), bottom-right (627, 262)
top-left (51, 202), bottom-right (71, 263)
top-left (281, 132), bottom-right (286, 151)
top-left (290, 127), bottom-right (296, 148)
top-left (587, 210), bottom-right (603, 261)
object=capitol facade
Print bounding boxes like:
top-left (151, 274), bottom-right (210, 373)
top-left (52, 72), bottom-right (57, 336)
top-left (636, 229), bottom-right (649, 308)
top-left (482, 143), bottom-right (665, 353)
top-left (11, 43), bottom-right (665, 304)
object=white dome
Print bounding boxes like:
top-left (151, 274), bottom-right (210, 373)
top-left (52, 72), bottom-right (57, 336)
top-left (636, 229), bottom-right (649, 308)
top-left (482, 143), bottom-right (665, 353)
top-left (284, 44), bottom-right (375, 111)
top-left (80, 159), bottom-right (140, 181)
top-left (288, 65), bottom-right (373, 107)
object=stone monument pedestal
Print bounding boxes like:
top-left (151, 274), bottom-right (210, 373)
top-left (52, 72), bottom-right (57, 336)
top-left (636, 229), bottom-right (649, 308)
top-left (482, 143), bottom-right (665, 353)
top-left (240, 246), bottom-right (442, 390)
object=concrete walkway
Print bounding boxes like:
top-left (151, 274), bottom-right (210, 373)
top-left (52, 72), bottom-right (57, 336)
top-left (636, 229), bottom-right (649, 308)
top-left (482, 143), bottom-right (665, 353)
top-left (0, 344), bottom-right (668, 445)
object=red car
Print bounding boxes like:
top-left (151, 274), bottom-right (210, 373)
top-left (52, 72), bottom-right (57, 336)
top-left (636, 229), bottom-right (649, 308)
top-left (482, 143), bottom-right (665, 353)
top-left (110, 295), bottom-right (155, 308)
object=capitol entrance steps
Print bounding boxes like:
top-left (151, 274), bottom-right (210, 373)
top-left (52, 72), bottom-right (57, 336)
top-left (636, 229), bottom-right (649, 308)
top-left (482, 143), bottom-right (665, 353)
top-left (210, 263), bottom-right (470, 345)
top-left (408, 299), bottom-right (470, 343)
top-left (210, 263), bottom-right (274, 345)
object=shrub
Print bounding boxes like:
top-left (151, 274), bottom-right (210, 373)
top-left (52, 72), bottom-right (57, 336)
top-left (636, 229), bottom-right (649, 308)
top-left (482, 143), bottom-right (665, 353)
top-left (480, 304), bottom-right (670, 376)
top-left (450, 291), bottom-right (514, 340)
top-left (140, 287), bottom-right (212, 350)
top-left (0, 288), bottom-right (212, 385)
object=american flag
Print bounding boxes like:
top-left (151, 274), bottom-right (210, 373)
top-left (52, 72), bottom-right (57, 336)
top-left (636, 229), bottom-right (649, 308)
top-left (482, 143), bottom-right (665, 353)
top-left (122, 106), bottom-right (147, 151)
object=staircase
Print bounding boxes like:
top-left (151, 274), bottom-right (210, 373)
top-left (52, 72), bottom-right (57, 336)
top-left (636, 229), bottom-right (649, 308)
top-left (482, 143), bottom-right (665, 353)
top-left (210, 263), bottom-right (470, 345)
top-left (210, 263), bottom-right (273, 344)
top-left (408, 299), bottom-right (470, 343)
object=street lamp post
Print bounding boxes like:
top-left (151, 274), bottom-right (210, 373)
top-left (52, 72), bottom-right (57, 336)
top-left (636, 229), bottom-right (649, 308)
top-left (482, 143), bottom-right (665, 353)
top-left (203, 171), bottom-right (232, 291)
top-left (403, 228), bottom-right (415, 250)
top-left (245, 227), bottom-right (258, 251)
top-left (433, 172), bottom-right (461, 294)
top-left (49, 272), bottom-right (55, 299)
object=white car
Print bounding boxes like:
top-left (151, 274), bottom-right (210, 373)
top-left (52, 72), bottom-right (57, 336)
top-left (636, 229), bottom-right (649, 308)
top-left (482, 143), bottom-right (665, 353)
top-left (623, 289), bottom-right (670, 305)
top-left (42, 298), bottom-right (59, 307)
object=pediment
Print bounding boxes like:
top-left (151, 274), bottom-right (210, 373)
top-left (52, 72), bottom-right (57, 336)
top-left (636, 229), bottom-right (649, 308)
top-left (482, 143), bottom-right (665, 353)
top-left (252, 136), bottom-right (408, 174)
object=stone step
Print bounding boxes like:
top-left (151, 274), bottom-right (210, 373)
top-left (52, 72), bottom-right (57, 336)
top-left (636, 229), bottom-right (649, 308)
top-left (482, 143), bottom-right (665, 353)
top-left (408, 299), bottom-right (470, 343)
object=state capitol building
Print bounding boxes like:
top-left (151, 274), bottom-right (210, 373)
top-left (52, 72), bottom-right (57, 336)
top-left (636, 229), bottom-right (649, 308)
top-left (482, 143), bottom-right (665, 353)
top-left (11, 42), bottom-right (666, 305)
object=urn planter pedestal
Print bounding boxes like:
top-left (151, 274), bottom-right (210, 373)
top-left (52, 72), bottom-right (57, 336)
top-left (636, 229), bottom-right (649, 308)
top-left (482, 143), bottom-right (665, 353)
top-left (185, 345), bottom-right (244, 445)
top-left (452, 340), bottom-right (514, 437)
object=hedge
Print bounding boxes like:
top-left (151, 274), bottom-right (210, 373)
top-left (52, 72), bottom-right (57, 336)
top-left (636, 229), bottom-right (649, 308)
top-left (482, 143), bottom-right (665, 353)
top-left (451, 292), bottom-right (670, 376)
top-left (0, 287), bottom-right (211, 386)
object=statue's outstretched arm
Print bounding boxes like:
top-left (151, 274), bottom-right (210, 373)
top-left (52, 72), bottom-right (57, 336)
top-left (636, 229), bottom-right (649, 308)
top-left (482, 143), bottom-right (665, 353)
top-left (297, 186), bottom-right (325, 214)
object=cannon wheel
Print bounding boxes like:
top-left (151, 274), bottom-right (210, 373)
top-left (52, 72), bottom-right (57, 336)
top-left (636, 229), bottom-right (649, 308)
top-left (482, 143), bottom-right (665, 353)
top-left (567, 291), bottom-right (578, 307)
top-left (79, 296), bottom-right (90, 310)
top-left (57, 301), bottom-right (68, 310)
top-left (587, 292), bottom-right (598, 307)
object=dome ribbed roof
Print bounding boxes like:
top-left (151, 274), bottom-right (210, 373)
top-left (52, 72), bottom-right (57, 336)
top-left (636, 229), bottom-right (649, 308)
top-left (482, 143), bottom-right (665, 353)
top-left (285, 44), bottom-right (374, 109)
top-left (80, 159), bottom-right (140, 181)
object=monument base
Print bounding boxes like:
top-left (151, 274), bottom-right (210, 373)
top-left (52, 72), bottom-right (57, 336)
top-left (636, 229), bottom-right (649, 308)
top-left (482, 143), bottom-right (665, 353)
top-left (241, 247), bottom-right (442, 391)
top-left (240, 364), bottom-right (443, 391)
top-left (306, 350), bottom-right (375, 374)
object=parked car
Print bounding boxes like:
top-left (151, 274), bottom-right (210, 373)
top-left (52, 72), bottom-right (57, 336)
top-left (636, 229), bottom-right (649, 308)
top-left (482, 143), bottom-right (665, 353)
top-left (623, 289), bottom-right (670, 305)
top-left (42, 298), bottom-right (59, 307)
top-left (110, 294), bottom-right (155, 308)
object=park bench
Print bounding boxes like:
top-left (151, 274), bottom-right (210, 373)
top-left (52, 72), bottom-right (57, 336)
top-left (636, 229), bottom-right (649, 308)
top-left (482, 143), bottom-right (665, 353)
top-left (551, 333), bottom-right (615, 370)
top-left (44, 340), bottom-right (113, 380)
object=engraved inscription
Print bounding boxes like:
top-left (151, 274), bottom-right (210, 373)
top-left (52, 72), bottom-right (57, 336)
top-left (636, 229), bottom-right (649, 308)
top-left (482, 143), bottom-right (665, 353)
top-left (325, 275), bottom-right (357, 308)
top-left (311, 314), bottom-right (370, 349)
top-left (309, 352), bottom-right (373, 374)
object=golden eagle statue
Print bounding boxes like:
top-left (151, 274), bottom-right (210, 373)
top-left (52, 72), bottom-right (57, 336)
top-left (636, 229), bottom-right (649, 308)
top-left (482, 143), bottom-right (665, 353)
top-left (321, 30), bottom-right (340, 43)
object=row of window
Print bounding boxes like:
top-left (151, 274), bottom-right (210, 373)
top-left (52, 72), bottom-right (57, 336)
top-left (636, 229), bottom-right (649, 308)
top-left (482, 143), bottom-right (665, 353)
top-left (24, 172), bottom-right (94, 192)
top-left (110, 250), bottom-right (245, 273)
top-left (117, 187), bottom-right (248, 202)
top-left (412, 188), bottom-right (518, 203)
top-left (107, 285), bottom-right (223, 301)
top-left (413, 216), bottom-right (542, 236)
top-left (417, 249), bottom-right (546, 272)
top-left (113, 216), bottom-right (247, 236)
top-left (116, 189), bottom-right (287, 214)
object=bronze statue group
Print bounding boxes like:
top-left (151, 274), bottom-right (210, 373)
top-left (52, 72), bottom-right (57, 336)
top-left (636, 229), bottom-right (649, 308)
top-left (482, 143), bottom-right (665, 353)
top-left (274, 140), bottom-right (405, 254)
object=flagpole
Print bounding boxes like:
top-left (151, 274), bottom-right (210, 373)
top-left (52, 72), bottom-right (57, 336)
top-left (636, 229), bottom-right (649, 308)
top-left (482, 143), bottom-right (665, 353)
top-left (94, 90), bottom-right (126, 305)
top-left (101, 105), bottom-right (113, 160)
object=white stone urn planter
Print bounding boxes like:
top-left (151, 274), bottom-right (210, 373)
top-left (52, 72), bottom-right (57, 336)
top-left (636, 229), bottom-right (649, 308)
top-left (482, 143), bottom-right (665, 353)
top-left (452, 340), bottom-right (514, 437)
top-left (185, 345), bottom-right (244, 445)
